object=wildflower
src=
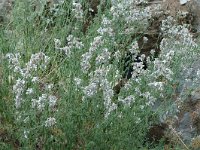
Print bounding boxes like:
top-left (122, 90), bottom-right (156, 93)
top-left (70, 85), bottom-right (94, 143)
top-left (31, 99), bottom-right (37, 108)
top-left (88, 36), bottom-right (104, 52)
top-left (33, 94), bottom-right (48, 111)
top-left (13, 78), bottom-right (26, 108)
top-left (14, 94), bottom-right (23, 109)
top-left (46, 83), bottom-right (54, 90)
top-left (26, 88), bottom-right (34, 95)
top-left (83, 82), bottom-right (98, 97)
top-left (72, 0), bottom-right (83, 20)
top-left (148, 82), bottom-right (164, 91)
top-left (48, 95), bottom-right (57, 108)
top-left (13, 78), bottom-right (26, 93)
top-left (24, 130), bottom-right (29, 139)
top-left (105, 103), bottom-right (117, 118)
top-left (32, 77), bottom-right (39, 83)
top-left (74, 77), bottom-right (81, 86)
top-left (45, 117), bottom-right (56, 127)
top-left (118, 95), bottom-right (135, 107)
top-left (197, 69), bottom-right (200, 76)
top-left (113, 50), bottom-right (122, 62)
top-left (54, 38), bottom-right (61, 49)
top-left (23, 52), bottom-right (50, 78)
top-left (143, 36), bottom-right (148, 44)
top-left (55, 35), bottom-right (84, 57)
top-left (129, 41), bottom-right (139, 54)
top-left (6, 53), bottom-right (22, 73)
top-left (81, 52), bottom-right (92, 73)
top-left (95, 48), bottom-right (111, 65)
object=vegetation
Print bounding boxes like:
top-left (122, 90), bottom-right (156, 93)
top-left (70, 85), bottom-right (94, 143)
top-left (0, 0), bottom-right (200, 149)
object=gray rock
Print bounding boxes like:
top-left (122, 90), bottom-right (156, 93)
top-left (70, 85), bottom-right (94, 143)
top-left (0, 0), bottom-right (12, 22)
top-left (192, 0), bottom-right (200, 32)
top-left (177, 112), bottom-right (196, 144)
top-left (191, 89), bottom-right (200, 102)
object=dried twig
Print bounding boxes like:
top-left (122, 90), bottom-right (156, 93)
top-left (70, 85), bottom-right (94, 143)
top-left (169, 126), bottom-right (190, 150)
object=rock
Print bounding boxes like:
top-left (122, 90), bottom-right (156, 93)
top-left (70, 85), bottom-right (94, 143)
top-left (177, 112), bottom-right (196, 144)
top-left (193, 0), bottom-right (200, 32)
top-left (179, 113), bottom-right (192, 129)
top-left (0, 0), bottom-right (12, 23)
top-left (191, 89), bottom-right (200, 102)
top-left (180, 0), bottom-right (190, 5)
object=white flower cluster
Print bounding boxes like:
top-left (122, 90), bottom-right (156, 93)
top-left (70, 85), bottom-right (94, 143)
top-left (132, 56), bottom-right (146, 78)
top-left (142, 92), bottom-right (156, 107)
top-left (55, 35), bottom-right (84, 57)
top-left (97, 16), bottom-right (114, 37)
top-left (110, 0), bottom-right (153, 27)
top-left (118, 95), bottom-right (135, 107)
top-left (6, 52), bottom-right (50, 108)
top-left (128, 41), bottom-right (139, 54)
top-left (161, 16), bottom-right (197, 47)
top-left (82, 66), bottom-right (110, 97)
top-left (95, 48), bottom-right (111, 65)
top-left (81, 65), bottom-right (117, 118)
top-left (81, 36), bottom-right (104, 73)
top-left (13, 78), bottom-right (26, 108)
top-left (72, 0), bottom-right (83, 20)
top-left (32, 94), bottom-right (57, 111)
top-left (45, 117), bottom-right (56, 127)
top-left (160, 16), bottom-right (175, 33)
top-left (101, 78), bottom-right (116, 118)
top-left (148, 82), bottom-right (164, 91)
top-left (77, 0), bottom-right (181, 120)
top-left (6, 52), bottom-right (57, 129)
top-left (151, 56), bottom-right (174, 81)
top-left (6, 53), bottom-right (21, 73)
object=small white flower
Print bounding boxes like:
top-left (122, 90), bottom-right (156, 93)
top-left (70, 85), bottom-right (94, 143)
top-left (45, 117), bottom-right (56, 127)
top-left (46, 84), bottom-right (54, 90)
top-left (148, 82), bottom-right (164, 91)
top-left (197, 69), bottom-right (200, 76)
top-left (49, 95), bottom-right (57, 108)
top-left (83, 82), bottom-right (98, 97)
top-left (150, 49), bottom-right (155, 55)
top-left (32, 77), bottom-right (39, 83)
top-left (54, 38), bottom-right (61, 48)
top-left (74, 77), bottom-right (82, 86)
top-left (26, 88), bottom-right (34, 95)
top-left (31, 99), bottom-right (37, 108)
top-left (24, 130), bottom-right (29, 139)
top-left (118, 95), bottom-right (135, 107)
top-left (143, 36), bottom-right (148, 44)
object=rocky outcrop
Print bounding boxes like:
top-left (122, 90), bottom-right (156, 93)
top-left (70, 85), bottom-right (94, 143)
top-left (0, 0), bottom-right (12, 23)
top-left (193, 0), bottom-right (200, 32)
